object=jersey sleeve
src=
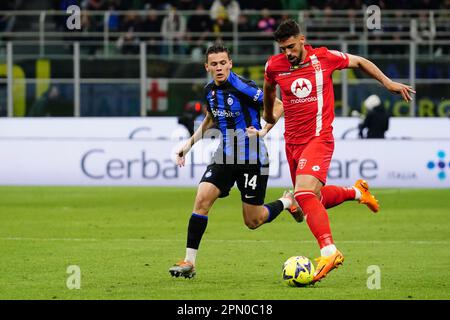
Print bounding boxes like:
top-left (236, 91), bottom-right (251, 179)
top-left (325, 49), bottom-right (349, 71)
top-left (264, 58), bottom-right (277, 85)
top-left (232, 75), bottom-right (264, 107)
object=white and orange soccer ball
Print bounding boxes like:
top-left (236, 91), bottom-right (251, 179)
top-left (282, 256), bottom-right (315, 287)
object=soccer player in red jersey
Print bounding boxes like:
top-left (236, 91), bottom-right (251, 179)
top-left (263, 20), bottom-right (415, 283)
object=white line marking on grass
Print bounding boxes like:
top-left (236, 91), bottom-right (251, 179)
top-left (0, 237), bottom-right (448, 245)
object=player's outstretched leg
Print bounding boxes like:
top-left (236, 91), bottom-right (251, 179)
top-left (320, 180), bottom-right (379, 213)
top-left (262, 191), bottom-right (304, 225)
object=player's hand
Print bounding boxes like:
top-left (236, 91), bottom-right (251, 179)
top-left (246, 126), bottom-right (267, 138)
top-left (175, 146), bottom-right (189, 167)
top-left (385, 81), bottom-right (416, 102)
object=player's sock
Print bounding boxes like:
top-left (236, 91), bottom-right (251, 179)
top-left (352, 186), bottom-right (362, 200)
top-left (320, 185), bottom-right (356, 209)
top-left (320, 244), bottom-right (337, 257)
top-left (185, 213), bottom-right (208, 265)
top-left (185, 248), bottom-right (197, 265)
top-left (278, 197), bottom-right (292, 209)
top-left (294, 190), bottom-right (334, 248)
top-left (264, 200), bottom-right (284, 223)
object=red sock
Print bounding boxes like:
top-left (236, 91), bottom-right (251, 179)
top-left (320, 185), bottom-right (356, 209)
top-left (294, 190), bottom-right (334, 249)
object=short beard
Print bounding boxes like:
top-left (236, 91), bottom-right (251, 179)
top-left (288, 56), bottom-right (301, 66)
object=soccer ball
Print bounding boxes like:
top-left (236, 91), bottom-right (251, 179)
top-left (282, 256), bottom-right (315, 287)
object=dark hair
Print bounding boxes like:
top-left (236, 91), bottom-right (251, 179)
top-left (205, 41), bottom-right (231, 62)
top-left (273, 19), bottom-right (301, 42)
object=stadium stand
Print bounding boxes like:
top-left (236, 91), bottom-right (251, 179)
top-left (0, 0), bottom-right (449, 117)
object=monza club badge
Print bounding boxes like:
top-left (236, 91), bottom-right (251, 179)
top-left (312, 60), bottom-right (322, 72)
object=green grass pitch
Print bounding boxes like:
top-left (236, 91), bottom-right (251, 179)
top-left (0, 186), bottom-right (449, 300)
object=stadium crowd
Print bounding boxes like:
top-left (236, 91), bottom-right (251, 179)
top-left (1, 0), bottom-right (449, 56)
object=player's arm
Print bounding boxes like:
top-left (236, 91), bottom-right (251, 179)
top-left (247, 97), bottom-right (283, 138)
top-left (263, 79), bottom-right (277, 124)
top-left (347, 54), bottom-right (416, 101)
top-left (175, 112), bottom-right (214, 167)
top-left (261, 97), bottom-right (284, 137)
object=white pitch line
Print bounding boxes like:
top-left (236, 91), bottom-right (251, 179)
top-left (0, 237), bottom-right (447, 245)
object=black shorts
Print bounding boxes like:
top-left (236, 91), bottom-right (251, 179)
top-left (199, 163), bottom-right (269, 205)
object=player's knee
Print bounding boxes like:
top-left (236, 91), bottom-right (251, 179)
top-left (294, 190), bottom-right (320, 209)
top-left (245, 220), bottom-right (259, 230)
top-left (194, 195), bottom-right (214, 214)
top-left (244, 217), bottom-right (264, 230)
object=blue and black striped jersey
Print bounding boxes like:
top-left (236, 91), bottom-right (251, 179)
top-left (204, 71), bottom-right (269, 165)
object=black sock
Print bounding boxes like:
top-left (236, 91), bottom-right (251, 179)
top-left (186, 213), bottom-right (208, 249)
top-left (264, 200), bottom-right (284, 223)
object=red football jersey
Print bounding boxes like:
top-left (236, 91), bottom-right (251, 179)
top-left (265, 45), bottom-right (349, 144)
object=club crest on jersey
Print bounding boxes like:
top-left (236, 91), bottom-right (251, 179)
top-left (227, 97), bottom-right (234, 105)
top-left (299, 158), bottom-right (307, 169)
top-left (291, 78), bottom-right (312, 98)
top-left (312, 61), bottom-right (322, 72)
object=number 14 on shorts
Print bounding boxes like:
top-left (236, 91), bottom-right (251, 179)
top-left (243, 173), bottom-right (257, 190)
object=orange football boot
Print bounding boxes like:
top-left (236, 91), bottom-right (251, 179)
top-left (312, 249), bottom-right (345, 284)
top-left (169, 260), bottom-right (196, 279)
top-left (354, 179), bottom-right (380, 213)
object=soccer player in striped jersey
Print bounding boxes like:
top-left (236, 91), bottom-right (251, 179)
top-left (263, 20), bottom-right (415, 283)
top-left (169, 42), bottom-right (303, 279)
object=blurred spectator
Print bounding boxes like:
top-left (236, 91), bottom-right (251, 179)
top-left (187, 3), bottom-right (213, 58)
top-left (161, 7), bottom-right (188, 55)
top-left (237, 13), bottom-right (258, 54)
top-left (308, 0), bottom-right (327, 10)
top-left (257, 9), bottom-right (276, 34)
top-left (27, 86), bottom-right (67, 117)
top-left (83, 0), bottom-right (107, 10)
top-left (106, 1), bottom-right (120, 32)
top-left (435, 0), bottom-right (450, 55)
top-left (358, 94), bottom-right (389, 139)
top-left (80, 0), bottom-right (105, 49)
top-left (211, 8), bottom-right (233, 41)
top-left (373, 10), bottom-right (407, 55)
top-left (141, 9), bottom-right (163, 54)
top-left (281, 0), bottom-right (308, 10)
top-left (415, 0), bottom-right (440, 10)
top-left (210, 0), bottom-right (240, 24)
top-left (142, 0), bottom-right (171, 10)
top-left (0, 0), bottom-right (19, 33)
top-left (239, 0), bottom-right (281, 10)
top-left (119, 11), bottom-right (140, 32)
top-left (193, 103), bottom-right (208, 132)
top-left (173, 0), bottom-right (196, 10)
top-left (178, 100), bottom-right (206, 135)
top-left (116, 12), bottom-right (141, 54)
top-left (411, 11), bottom-right (436, 43)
